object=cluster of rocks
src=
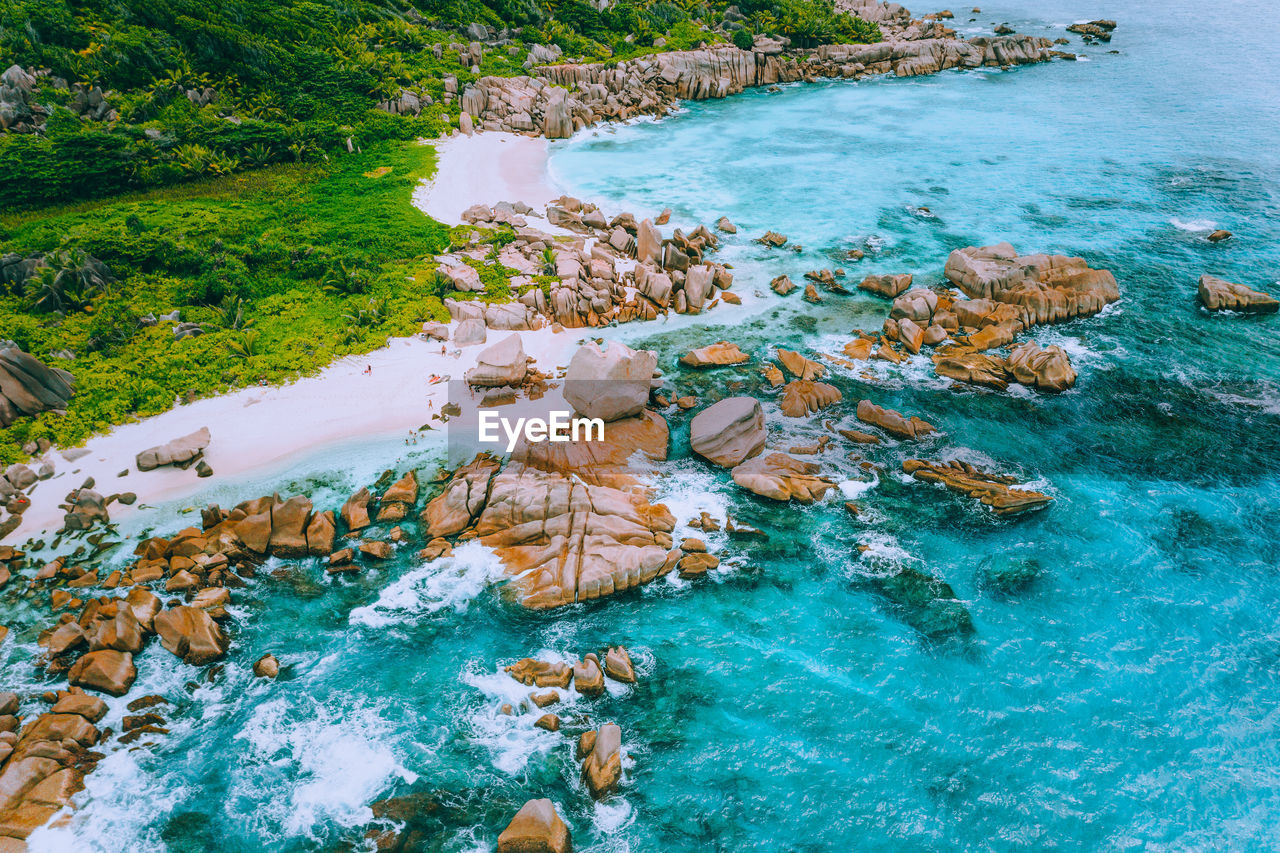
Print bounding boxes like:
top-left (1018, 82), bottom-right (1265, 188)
top-left (839, 243), bottom-right (1118, 393)
top-left (1197, 274), bottom-right (1278, 314)
top-left (455, 25), bottom-right (1055, 139)
top-left (1066, 20), bottom-right (1117, 42)
top-left (0, 65), bottom-right (116, 133)
top-left (0, 345), bottom-right (75, 429)
top-left (902, 459), bottom-right (1052, 515)
top-left (135, 426), bottom-right (211, 473)
top-left (440, 198), bottom-right (736, 332)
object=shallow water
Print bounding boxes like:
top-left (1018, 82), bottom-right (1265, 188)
top-left (10, 1), bottom-right (1280, 850)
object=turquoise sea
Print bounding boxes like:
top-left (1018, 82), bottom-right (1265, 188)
top-left (8, 1), bottom-right (1280, 850)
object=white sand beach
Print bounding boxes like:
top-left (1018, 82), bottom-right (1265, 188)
top-left (413, 131), bottom-right (563, 225)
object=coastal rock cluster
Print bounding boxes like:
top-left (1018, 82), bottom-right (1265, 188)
top-left (838, 243), bottom-right (1118, 393)
top-left (1197, 274), bottom-right (1278, 314)
top-left (444, 197), bottom-right (736, 332)
top-left (457, 32), bottom-right (1055, 139)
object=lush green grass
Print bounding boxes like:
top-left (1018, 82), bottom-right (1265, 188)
top-left (0, 140), bottom-right (477, 463)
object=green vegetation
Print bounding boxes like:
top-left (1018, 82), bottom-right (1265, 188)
top-left (0, 141), bottom-right (506, 463)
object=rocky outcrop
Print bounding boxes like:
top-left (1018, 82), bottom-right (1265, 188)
top-left (731, 452), bottom-right (835, 503)
top-left (580, 722), bottom-right (623, 799)
top-left (136, 427), bottom-right (210, 472)
top-left (421, 455), bottom-right (502, 538)
top-left (474, 464), bottom-right (678, 608)
top-left (1197, 274), bottom-right (1278, 314)
top-left (153, 605), bottom-right (229, 665)
top-left (461, 33), bottom-right (1054, 138)
top-left (858, 273), bottom-right (913, 298)
top-left (464, 333), bottom-right (528, 387)
top-left (903, 459), bottom-right (1052, 515)
top-left (497, 798), bottom-right (573, 853)
top-left (856, 400), bottom-right (936, 440)
top-left (934, 339), bottom-right (1076, 393)
top-left (679, 341), bottom-right (749, 368)
top-left (780, 380), bottom-right (842, 418)
top-left (943, 243), bottom-right (1119, 340)
top-left (690, 397), bottom-right (766, 467)
top-left (563, 341), bottom-right (656, 422)
top-left (0, 346), bottom-right (75, 429)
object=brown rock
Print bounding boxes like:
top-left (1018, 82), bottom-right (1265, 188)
top-left (421, 455), bottom-right (501, 538)
top-left (496, 798), bottom-right (572, 853)
top-left (581, 722), bottom-right (622, 798)
top-left (572, 655), bottom-right (604, 697)
top-left (677, 552), bottom-right (719, 578)
top-left (529, 690), bottom-right (560, 708)
top-left (253, 653), bottom-right (280, 679)
top-left (603, 646), bottom-right (636, 683)
top-left (50, 694), bottom-right (107, 723)
top-left (679, 341), bottom-right (749, 368)
top-left (534, 713), bottom-right (561, 732)
top-left (731, 452), bottom-right (835, 503)
top-left (306, 510), bottom-right (336, 556)
top-left (359, 541), bottom-right (393, 560)
top-left (780, 380), bottom-right (842, 418)
top-left (67, 650), bottom-right (136, 696)
top-left (153, 606), bottom-right (229, 665)
top-left (903, 459), bottom-right (1053, 516)
top-left (1197, 274), bottom-right (1278, 313)
top-left (506, 659), bottom-right (572, 688)
top-left (856, 400), bottom-right (936, 441)
top-left (341, 487), bottom-right (373, 531)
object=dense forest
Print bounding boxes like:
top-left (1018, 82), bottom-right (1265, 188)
top-left (0, 0), bottom-right (881, 462)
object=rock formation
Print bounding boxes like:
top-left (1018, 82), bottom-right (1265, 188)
top-left (731, 452), bottom-right (835, 503)
top-left (1197, 274), bottom-right (1278, 314)
top-left (464, 333), bottom-right (528, 387)
top-left (563, 340), bottom-right (656, 422)
top-left (496, 798), bottom-right (572, 853)
top-left (136, 427), bottom-right (210, 472)
top-left (856, 400), bottom-right (936, 440)
top-left (0, 346), bottom-right (75, 428)
top-left (903, 459), bottom-right (1052, 515)
top-left (689, 397), bottom-right (766, 467)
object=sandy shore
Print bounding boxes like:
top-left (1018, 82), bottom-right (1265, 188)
top-left (413, 131), bottom-right (563, 226)
top-left (9, 326), bottom-right (581, 542)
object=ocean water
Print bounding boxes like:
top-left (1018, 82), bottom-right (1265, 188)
top-left (10, 1), bottom-right (1280, 851)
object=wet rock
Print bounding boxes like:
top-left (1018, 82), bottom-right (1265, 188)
top-left (67, 650), bottom-right (136, 696)
top-left (359, 541), bottom-right (393, 560)
top-left (1206, 229), bottom-right (1231, 243)
top-left (1197, 274), bottom-right (1277, 313)
top-left (944, 243), bottom-right (1118, 326)
top-left (253, 653), bottom-right (280, 679)
top-left (50, 694), bottom-right (107, 723)
top-left (856, 400), bottom-right (936, 441)
top-left (715, 216), bottom-right (737, 233)
top-left (421, 454), bottom-right (501, 538)
top-left (678, 551), bottom-right (719, 578)
top-left (341, 488), bottom-right (373, 531)
top-left (153, 606), bottom-right (229, 665)
top-left (496, 798), bottom-right (572, 853)
top-left (689, 397), bottom-right (765, 468)
top-left (770, 275), bottom-right (796, 296)
top-left (731, 452), bottom-right (835, 503)
top-left (780, 380), bottom-right (842, 418)
top-left (679, 341), bottom-right (749, 368)
top-left (874, 567), bottom-right (975, 638)
top-left (903, 459), bottom-right (1052, 516)
top-left (534, 713), bottom-right (560, 732)
top-left (572, 655), bottom-right (604, 697)
top-left (506, 659), bottom-right (572, 689)
top-left (603, 646), bottom-right (636, 683)
top-left (1005, 340), bottom-right (1076, 392)
top-left (858, 273), bottom-right (913, 299)
top-left (775, 349), bottom-right (825, 381)
top-left (581, 722), bottom-right (623, 798)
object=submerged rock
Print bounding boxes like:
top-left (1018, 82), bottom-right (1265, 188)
top-left (873, 567), bottom-right (975, 639)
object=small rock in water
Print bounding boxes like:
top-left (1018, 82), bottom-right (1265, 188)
top-left (1207, 229), bottom-right (1232, 243)
top-left (253, 653), bottom-right (280, 679)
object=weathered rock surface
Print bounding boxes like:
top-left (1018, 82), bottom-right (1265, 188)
top-left (496, 798), bottom-right (572, 853)
top-left (903, 458), bottom-right (1052, 515)
top-left (1197, 274), bottom-right (1278, 314)
top-left (580, 722), bottom-right (623, 799)
top-left (465, 333), bottom-right (528, 387)
top-left (690, 397), bottom-right (766, 468)
top-left (0, 345), bottom-right (75, 429)
top-left (731, 452), bottom-right (835, 503)
top-left (136, 426), bottom-right (210, 471)
top-left (679, 341), bottom-right (749, 368)
top-left (780, 380), bottom-right (842, 418)
top-left (67, 650), bottom-right (135, 696)
top-left (563, 341), bottom-right (657, 422)
top-left (153, 605), bottom-right (229, 665)
top-left (856, 400), bottom-right (936, 440)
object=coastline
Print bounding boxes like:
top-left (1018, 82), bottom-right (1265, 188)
top-left (412, 131), bottom-right (562, 227)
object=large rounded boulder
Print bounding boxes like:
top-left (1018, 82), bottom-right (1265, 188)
top-left (689, 397), bottom-right (765, 468)
top-left (563, 341), bottom-right (656, 422)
